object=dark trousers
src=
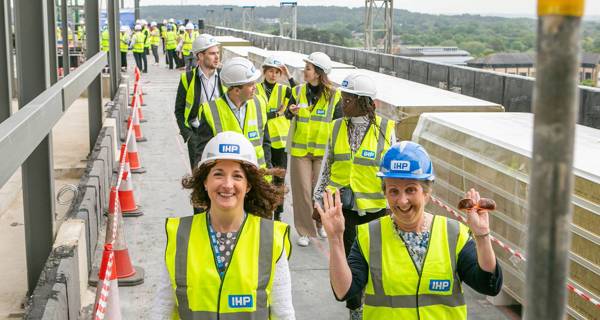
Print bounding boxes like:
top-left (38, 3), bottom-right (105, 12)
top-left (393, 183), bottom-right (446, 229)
top-left (166, 49), bottom-right (176, 69)
top-left (133, 52), bottom-right (144, 71)
top-left (271, 148), bottom-right (288, 220)
top-left (151, 45), bottom-right (159, 63)
top-left (142, 48), bottom-right (149, 72)
top-left (175, 52), bottom-right (184, 69)
top-left (120, 52), bottom-right (127, 67)
top-left (343, 207), bottom-right (387, 310)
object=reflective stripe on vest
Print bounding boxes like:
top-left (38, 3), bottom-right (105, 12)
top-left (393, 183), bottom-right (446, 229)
top-left (358, 216), bottom-right (468, 319)
top-left (290, 84), bottom-right (340, 157)
top-left (150, 29), bottom-right (161, 46)
top-left (132, 32), bottom-right (145, 53)
top-left (257, 83), bottom-right (291, 150)
top-left (120, 33), bottom-right (129, 52)
top-left (166, 214), bottom-right (291, 319)
top-left (202, 96), bottom-right (267, 168)
top-left (327, 116), bottom-right (392, 211)
top-left (181, 69), bottom-right (227, 128)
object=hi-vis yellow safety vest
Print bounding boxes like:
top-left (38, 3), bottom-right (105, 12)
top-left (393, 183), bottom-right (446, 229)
top-left (143, 27), bottom-right (151, 48)
top-left (132, 32), bottom-right (145, 53)
top-left (166, 31), bottom-right (177, 50)
top-left (180, 68), bottom-right (227, 128)
top-left (150, 28), bottom-right (160, 46)
top-left (120, 33), bottom-right (129, 52)
top-left (256, 82), bottom-right (291, 150)
top-left (165, 213), bottom-right (292, 320)
top-left (182, 32), bottom-right (194, 56)
top-left (101, 29), bottom-right (109, 52)
top-left (327, 116), bottom-right (393, 211)
top-left (290, 85), bottom-right (341, 157)
top-left (200, 95), bottom-right (269, 168)
top-left (357, 215), bottom-right (469, 320)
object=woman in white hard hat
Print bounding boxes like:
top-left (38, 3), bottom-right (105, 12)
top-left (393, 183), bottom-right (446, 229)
top-left (256, 56), bottom-right (297, 220)
top-left (284, 52), bottom-right (343, 247)
top-left (157, 131), bottom-right (295, 319)
top-left (313, 73), bottom-right (395, 318)
top-left (149, 21), bottom-right (161, 66)
top-left (318, 141), bottom-right (502, 320)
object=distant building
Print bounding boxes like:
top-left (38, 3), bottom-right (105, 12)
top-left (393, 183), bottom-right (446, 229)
top-left (467, 52), bottom-right (600, 86)
top-left (395, 46), bottom-right (473, 65)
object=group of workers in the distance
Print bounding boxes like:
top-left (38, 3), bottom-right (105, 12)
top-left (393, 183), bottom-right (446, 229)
top-left (102, 18), bottom-right (203, 74)
top-left (156, 31), bottom-right (504, 320)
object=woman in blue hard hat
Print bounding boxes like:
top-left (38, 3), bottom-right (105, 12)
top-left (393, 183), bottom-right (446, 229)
top-left (156, 131), bottom-right (296, 319)
top-left (313, 73), bottom-right (395, 319)
top-left (318, 141), bottom-right (503, 320)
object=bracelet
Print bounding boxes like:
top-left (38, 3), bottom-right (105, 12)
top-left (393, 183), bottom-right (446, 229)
top-left (473, 232), bottom-right (490, 239)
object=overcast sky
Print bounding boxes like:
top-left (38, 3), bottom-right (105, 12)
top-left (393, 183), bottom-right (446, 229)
top-left (133, 0), bottom-right (599, 17)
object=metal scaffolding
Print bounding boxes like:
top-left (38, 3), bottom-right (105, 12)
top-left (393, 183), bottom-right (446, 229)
top-left (279, 1), bottom-right (297, 39)
top-left (223, 7), bottom-right (233, 28)
top-left (242, 5), bottom-right (255, 31)
top-left (364, 0), bottom-right (393, 53)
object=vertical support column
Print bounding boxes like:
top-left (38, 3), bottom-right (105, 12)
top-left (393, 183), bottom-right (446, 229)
top-left (60, 0), bottom-right (69, 76)
top-left (134, 0), bottom-right (140, 21)
top-left (46, 0), bottom-right (58, 85)
top-left (14, 0), bottom-right (55, 294)
top-left (524, 1), bottom-right (584, 319)
top-left (107, 0), bottom-right (119, 98)
top-left (86, 0), bottom-right (102, 149)
top-left (0, 0), bottom-right (11, 122)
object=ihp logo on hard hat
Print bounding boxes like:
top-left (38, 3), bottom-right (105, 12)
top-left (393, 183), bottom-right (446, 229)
top-left (228, 294), bottom-right (253, 308)
top-left (362, 150), bottom-right (376, 159)
top-left (429, 280), bottom-right (451, 292)
top-left (219, 144), bottom-right (240, 154)
top-left (391, 160), bottom-right (410, 171)
top-left (341, 80), bottom-right (349, 88)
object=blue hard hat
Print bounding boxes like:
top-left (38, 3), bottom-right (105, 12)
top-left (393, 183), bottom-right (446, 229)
top-left (377, 141), bottom-right (434, 181)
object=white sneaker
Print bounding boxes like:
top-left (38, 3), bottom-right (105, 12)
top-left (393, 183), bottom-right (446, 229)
top-left (297, 236), bottom-right (310, 247)
top-left (317, 226), bottom-right (327, 238)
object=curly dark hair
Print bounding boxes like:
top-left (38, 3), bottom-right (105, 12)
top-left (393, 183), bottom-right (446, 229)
top-left (181, 162), bottom-right (286, 218)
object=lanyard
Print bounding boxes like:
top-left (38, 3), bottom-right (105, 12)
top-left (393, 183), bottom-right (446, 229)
top-left (207, 211), bottom-right (246, 278)
top-left (200, 72), bottom-right (218, 102)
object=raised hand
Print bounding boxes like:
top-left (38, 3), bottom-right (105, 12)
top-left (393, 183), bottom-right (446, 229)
top-left (316, 189), bottom-right (345, 238)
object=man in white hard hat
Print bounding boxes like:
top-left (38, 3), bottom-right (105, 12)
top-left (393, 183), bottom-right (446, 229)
top-left (192, 57), bottom-right (271, 171)
top-left (141, 20), bottom-right (151, 72)
top-left (129, 24), bottom-right (146, 72)
top-left (160, 19), bottom-right (168, 54)
top-left (149, 21), bottom-right (160, 65)
top-left (174, 33), bottom-right (226, 172)
top-left (180, 22), bottom-right (197, 71)
top-left (119, 25), bottom-right (130, 72)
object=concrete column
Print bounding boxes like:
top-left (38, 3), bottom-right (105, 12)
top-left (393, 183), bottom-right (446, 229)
top-left (86, 0), bottom-right (102, 149)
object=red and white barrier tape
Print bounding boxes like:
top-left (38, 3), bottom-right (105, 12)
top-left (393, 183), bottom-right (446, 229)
top-left (94, 71), bottom-right (142, 320)
top-left (430, 196), bottom-right (600, 309)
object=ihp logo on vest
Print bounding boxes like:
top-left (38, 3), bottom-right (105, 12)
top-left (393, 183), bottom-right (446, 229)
top-left (391, 160), bottom-right (410, 171)
top-left (248, 131), bottom-right (259, 140)
top-left (219, 144), bottom-right (240, 154)
top-left (228, 294), bottom-right (253, 308)
top-left (316, 109), bottom-right (326, 116)
top-left (429, 280), bottom-right (451, 292)
top-left (361, 150), bottom-right (376, 159)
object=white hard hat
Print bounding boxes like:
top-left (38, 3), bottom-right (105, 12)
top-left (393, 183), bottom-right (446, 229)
top-left (192, 33), bottom-right (220, 54)
top-left (221, 57), bottom-right (262, 87)
top-left (151, 21), bottom-right (157, 27)
top-left (303, 52), bottom-right (332, 74)
top-left (262, 55), bottom-right (284, 69)
top-left (199, 132), bottom-right (258, 168)
top-left (168, 18), bottom-right (175, 23)
top-left (134, 24), bottom-right (142, 31)
top-left (339, 73), bottom-right (377, 99)
top-left (178, 25), bottom-right (185, 31)
top-left (120, 26), bottom-right (128, 32)
top-left (185, 22), bottom-right (194, 30)
top-left (135, 19), bottom-right (141, 24)
top-left (162, 19), bottom-right (167, 24)
top-left (141, 19), bottom-right (148, 25)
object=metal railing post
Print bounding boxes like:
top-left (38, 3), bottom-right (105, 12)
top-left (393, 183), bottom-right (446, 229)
top-left (107, 0), bottom-right (118, 98)
top-left (45, 0), bottom-right (58, 85)
top-left (86, 0), bottom-right (102, 149)
top-left (524, 1), bottom-right (584, 319)
top-left (60, 0), bottom-right (69, 76)
top-left (0, 0), bottom-right (11, 122)
top-left (134, 0), bottom-right (140, 21)
top-left (14, 0), bottom-right (55, 294)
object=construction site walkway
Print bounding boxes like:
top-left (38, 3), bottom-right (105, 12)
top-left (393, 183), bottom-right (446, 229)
top-left (86, 60), bottom-right (519, 319)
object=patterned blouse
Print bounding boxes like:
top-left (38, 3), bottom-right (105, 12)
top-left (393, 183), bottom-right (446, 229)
top-left (215, 231), bottom-right (238, 274)
top-left (391, 214), bottom-right (432, 273)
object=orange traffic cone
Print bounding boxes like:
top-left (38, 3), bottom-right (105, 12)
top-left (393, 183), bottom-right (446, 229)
top-left (123, 137), bottom-right (146, 174)
top-left (116, 169), bottom-right (143, 217)
top-left (126, 107), bottom-right (147, 142)
top-left (93, 244), bottom-right (122, 320)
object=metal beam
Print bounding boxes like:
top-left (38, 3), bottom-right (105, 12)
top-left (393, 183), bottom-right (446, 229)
top-left (107, 0), bottom-right (119, 97)
top-left (60, 0), bottom-right (69, 76)
top-left (524, 1), bottom-right (584, 319)
top-left (0, 0), bottom-right (11, 122)
top-left (14, 0), bottom-right (54, 294)
top-left (85, 0), bottom-right (102, 149)
top-left (45, 0), bottom-right (58, 85)
top-left (134, 0), bottom-right (140, 21)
